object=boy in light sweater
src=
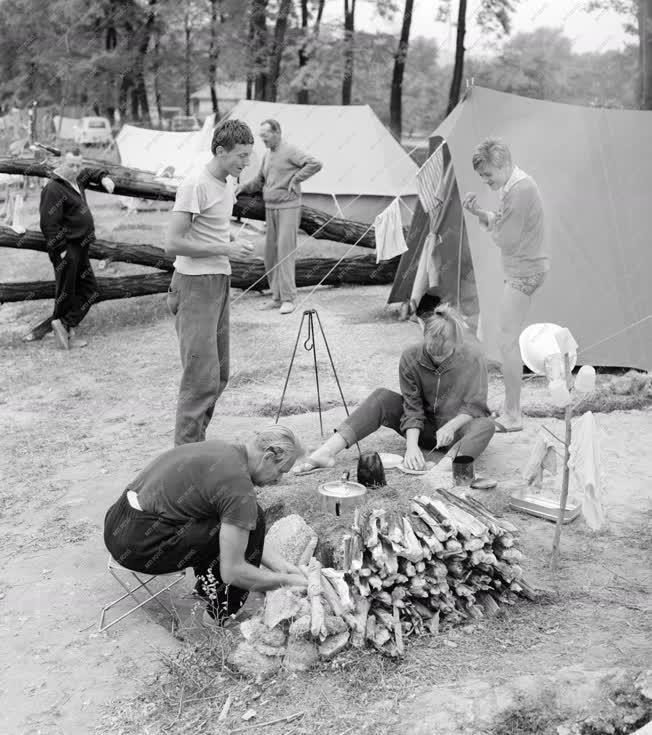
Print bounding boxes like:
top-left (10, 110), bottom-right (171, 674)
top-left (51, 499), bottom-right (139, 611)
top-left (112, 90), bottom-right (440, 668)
top-left (237, 119), bottom-right (322, 314)
top-left (463, 137), bottom-right (550, 433)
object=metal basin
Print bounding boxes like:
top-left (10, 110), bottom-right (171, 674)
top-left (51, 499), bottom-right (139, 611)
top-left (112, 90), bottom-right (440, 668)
top-left (318, 480), bottom-right (367, 517)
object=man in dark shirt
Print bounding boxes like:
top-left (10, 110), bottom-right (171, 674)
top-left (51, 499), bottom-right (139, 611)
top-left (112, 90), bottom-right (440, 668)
top-left (39, 148), bottom-right (114, 350)
top-left (104, 425), bottom-right (307, 626)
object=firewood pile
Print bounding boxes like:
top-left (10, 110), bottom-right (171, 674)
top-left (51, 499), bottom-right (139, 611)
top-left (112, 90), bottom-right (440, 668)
top-left (227, 491), bottom-right (536, 676)
top-left (342, 488), bottom-right (536, 657)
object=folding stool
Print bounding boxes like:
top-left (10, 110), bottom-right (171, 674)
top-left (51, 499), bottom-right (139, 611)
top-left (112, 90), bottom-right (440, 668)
top-left (98, 555), bottom-right (186, 633)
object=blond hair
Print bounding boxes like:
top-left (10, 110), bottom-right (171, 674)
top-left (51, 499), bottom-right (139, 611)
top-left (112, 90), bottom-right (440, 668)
top-left (253, 424), bottom-right (303, 471)
top-left (422, 303), bottom-right (466, 356)
top-left (472, 137), bottom-right (512, 170)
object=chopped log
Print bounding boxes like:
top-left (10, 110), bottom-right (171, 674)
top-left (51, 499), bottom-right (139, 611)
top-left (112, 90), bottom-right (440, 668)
top-left (320, 573), bottom-right (357, 630)
top-left (350, 596), bottom-right (370, 648)
top-left (0, 157), bottom-right (408, 249)
top-left (393, 604), bottom-right (405, 657)
top-left (477, 592), bottom-right (500, 618)
top-left (308, 559), bottom-right (325, 638)
top-left (318, 631), bottom-right (350, 659)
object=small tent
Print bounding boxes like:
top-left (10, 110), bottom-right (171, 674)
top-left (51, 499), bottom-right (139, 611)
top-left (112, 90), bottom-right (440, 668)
top-left (389, 86), bottom-right (652, 371)
top-left (201, 100), bottom-right (418, 225)
top-left (115, 125), bottom-right (207, 179)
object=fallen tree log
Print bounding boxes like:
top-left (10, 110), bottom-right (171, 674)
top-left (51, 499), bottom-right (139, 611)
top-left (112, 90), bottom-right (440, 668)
top-left (0, 157), bottom-right (403, 249)
top-left (0, 226), bottom-right (173, 271)
top-left (0, 256), bottom-right (399, 304)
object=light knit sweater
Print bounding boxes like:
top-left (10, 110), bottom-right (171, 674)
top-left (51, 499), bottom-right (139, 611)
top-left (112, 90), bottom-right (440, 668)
top-left (239, 141), bottom-right (322, 210)
top-left (486, 170), bottom-right (549, 278)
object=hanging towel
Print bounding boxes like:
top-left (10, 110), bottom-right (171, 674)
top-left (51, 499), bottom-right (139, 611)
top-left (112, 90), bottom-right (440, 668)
top-left (568, 411), bottom-right (606, 530)
top-left (416, 146), bottom-right (444, 214)
top-left (522, 428), bottom-right (558, 489)
top-left (374, 197), bottom-right (408, 263)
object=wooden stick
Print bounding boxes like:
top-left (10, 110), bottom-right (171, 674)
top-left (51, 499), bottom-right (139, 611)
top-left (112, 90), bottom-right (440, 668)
top-left (551, 352), bottom-right (573, 571)
top-left (229, 711), bottom-right (305, 733)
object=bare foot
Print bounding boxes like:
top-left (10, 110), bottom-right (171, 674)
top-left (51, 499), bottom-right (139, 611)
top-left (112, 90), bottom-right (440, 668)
top-left (493, 414), bottom-right (523, 433)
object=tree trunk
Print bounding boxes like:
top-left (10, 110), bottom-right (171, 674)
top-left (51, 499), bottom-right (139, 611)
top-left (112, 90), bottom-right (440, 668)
top-left (446, 0), bottom-right (467, 115)
top-left (342, 0), bottom-right (356, 105)
top-left (0, 160), bottom-right (406, 249)
top-left (153, 28), bottom-right (163, 125)
top-left (251, 0), bottom-right (269, 101)
top-left (297, 0), bottom-right (310, 103)
top-left (297, 0), bottom-right (325, 104)
top-left (390, 0), bottom-right (414, 141)
top-left (0, 258), bottom-right (398, 307)
top-left (640, 0), bottom-right (652, 109)
top-left (268, 0), bottom-right (293, 102)
top-left (184, 3), bottom-right (192, 116)
top-left (209, 0), bottom-right (220, 117)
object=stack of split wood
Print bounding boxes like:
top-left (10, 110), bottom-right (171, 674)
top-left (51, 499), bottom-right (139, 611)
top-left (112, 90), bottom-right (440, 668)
top-left (340, 489), bottom-right (536, 658)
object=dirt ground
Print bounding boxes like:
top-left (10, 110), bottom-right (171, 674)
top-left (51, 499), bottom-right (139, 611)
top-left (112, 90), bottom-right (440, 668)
top-left (1, 192), bottom-right (651, 734)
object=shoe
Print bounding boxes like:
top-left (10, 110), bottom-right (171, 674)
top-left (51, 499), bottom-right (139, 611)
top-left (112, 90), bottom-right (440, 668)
top-left (257, 300), bottom-right (281, 311)
top-left (68, 329), bottom-right (88, 349)
top-left (279, 301), bottom-right (296, 314)
top-left (51, 319), bottom-right (69, 350)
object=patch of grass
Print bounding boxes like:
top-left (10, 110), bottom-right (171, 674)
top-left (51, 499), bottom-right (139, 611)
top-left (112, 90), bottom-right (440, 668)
top-left (488, 697), bottom-right (565, 735)
top-left (254, 398), bottom-right (354, 417)
top-left (524, 388), bottom-right (652, 419)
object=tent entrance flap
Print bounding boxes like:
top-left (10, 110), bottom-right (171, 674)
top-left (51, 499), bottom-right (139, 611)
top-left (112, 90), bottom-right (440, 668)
top-left (388, 141), bottom-right (479, 333)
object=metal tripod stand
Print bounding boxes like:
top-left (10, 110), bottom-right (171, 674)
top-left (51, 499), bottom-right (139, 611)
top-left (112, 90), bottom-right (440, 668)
top-left (275, 309), bottom-right (352, 436)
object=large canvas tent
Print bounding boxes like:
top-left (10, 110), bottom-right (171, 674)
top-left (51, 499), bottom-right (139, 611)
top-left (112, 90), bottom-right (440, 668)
top-left (203, 100), bottom-right (418, 224)
top-left (115, 125), bottom-right (206, 178)
top-left (390, 87), bottom-right (652, 371)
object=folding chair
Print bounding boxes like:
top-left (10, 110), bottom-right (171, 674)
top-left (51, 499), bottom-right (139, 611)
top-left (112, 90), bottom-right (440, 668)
top-left (98, 556), bottom-right (186, 633)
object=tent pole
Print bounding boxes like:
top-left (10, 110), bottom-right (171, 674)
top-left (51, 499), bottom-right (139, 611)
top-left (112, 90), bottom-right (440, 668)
top-left (456, 208), bottom-right (465, 310)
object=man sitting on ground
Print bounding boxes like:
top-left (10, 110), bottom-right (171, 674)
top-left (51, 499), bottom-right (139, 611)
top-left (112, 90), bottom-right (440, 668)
top-left (104, 425), bottom-right (307, 626)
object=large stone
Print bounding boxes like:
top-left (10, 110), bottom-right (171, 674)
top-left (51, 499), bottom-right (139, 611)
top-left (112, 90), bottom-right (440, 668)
top-left (265, 515), bottom-right (316, 565)
top-left (284, 639), bottom-right (319, 672)
top-left (227, 641), bottom-right (281, 680)
top-left (264, 588), bottom-right (304, 629)
top-left (318, 631), bottom-right (350, 659)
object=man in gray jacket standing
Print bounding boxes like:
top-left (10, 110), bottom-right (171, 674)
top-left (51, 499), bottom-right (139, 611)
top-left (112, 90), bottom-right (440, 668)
top-left (237, 119), bottom-right (322, 314)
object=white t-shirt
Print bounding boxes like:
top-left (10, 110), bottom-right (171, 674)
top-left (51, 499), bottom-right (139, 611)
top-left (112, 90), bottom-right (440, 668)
top-left (172, 166), bottom-right (236, 276)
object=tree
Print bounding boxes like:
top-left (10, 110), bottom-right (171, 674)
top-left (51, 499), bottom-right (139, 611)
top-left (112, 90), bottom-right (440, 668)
top-left (342, 0), bottom-right (356, 104)
top-left (389, 0), bottom-right (414, 139)
top-left (297, 0), bottom-right (326, 103)
top-left (442, 0), bottom-right (516, 114)
top-left (249, 0), bottom-right (269, 100)
top-left (267, 0), bottom-right (294, 101)
top-left (590, 0), bottom-right (652, 109)
top-left (208, 0), bottom-right (223, 116)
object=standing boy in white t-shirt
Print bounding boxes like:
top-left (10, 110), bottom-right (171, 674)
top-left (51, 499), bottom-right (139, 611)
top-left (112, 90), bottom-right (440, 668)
top-left (165, 120), bottom-right (255, 445)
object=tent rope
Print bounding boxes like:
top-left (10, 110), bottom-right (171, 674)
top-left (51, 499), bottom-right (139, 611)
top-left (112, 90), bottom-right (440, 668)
top-left (230, 141), bottom-right (425, 307)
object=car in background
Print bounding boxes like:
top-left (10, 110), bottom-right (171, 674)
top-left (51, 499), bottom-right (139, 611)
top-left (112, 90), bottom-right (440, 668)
top-left (170, 115), bottom-right (200, 132)
top-left (74, 117), bottom-right (113, 146)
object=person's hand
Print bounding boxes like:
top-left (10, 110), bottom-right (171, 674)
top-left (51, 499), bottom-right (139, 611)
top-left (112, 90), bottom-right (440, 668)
top-left (283, 572), bottom-right (308, 590)
top-left (403, 444), bottom-right (426, 471)
top-left (288, 178), bottom-right (299, 195)
top-left (234, 238), bottom-right (255, 256)
top-left (462, 192), bottom-right (479, 215)
top-left (436, 424), bottom-right (456, 449)
top-left (282, 561), bottom-right (309, 578)
top-left (101, 176), bottom-right (115, 194)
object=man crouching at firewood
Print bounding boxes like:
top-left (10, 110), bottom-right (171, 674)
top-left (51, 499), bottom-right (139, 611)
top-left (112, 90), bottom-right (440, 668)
top-left (104, 425), bottom-right (308, 627)
top-left (292, 304), bottom-right (495, 475)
